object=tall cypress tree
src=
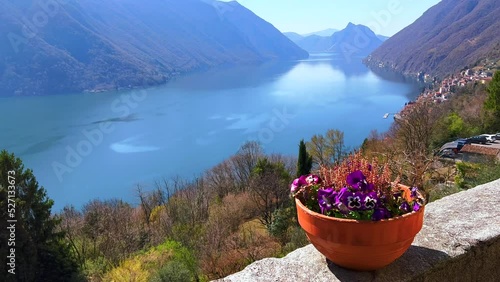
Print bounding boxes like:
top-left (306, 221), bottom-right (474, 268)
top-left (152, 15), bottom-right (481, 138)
top-left (297, 140), bottom-right (312, 177)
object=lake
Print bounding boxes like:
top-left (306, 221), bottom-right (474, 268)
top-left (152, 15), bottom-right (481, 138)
top-left (0, 53), bottom-right (421, 211)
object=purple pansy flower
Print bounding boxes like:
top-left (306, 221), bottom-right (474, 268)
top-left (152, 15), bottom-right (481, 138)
top-left (363, 191), bottom-right (378, 210)
top-left (347, 192), bottom-right (363, 210)
top-left (290, 176), bottom-right (310, 193)
top-left (305, 174), bottom-right (322, 185)
top-left (365, 183), bottom-right (375, 192)
top-left (318, 187), bottom-right (337, 214)
top-left (346, 170), bottom-right (373, 192)
top-left (298, 175), bottom-right (308, 185)
top-left (372, 207), bottom-right (391, 220)
top-left (411, 187), bottom-right (419, 198)
top-left (399, 202), bottom-right (411, 213)
top-left (336, 187), bottom-right (351, 206)
top-left (413, 202), bottom-right (421, 212)
top-left (346, 170), bottom-right (365, 190)
top-left (335, 187), bottom-right (351, 214)
top-left (290, 178), bottom-right (300, 193)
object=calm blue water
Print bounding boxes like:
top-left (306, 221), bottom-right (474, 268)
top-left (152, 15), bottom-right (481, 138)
top-left (0, 54), bottom-right (420, 210)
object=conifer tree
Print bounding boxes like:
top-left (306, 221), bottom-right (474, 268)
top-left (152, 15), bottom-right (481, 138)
top-left (485, 71), bottom-right (500, 130)
top-left (296, 139), bottom-right (312, 177)
top-left (0, 150), bottom-right (81, 281)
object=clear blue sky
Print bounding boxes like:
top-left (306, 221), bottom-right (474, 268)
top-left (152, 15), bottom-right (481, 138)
top-left (220, 0), bottom-right (441, 36)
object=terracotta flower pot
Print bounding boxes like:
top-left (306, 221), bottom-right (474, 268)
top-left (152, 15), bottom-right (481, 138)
top-left (295, 198), bottom-right (425, 271)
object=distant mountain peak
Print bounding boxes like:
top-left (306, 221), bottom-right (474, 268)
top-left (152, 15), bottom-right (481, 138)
top-left (341, 23), bottom-right (374, 33)
top-left (302, 28), bottom-right (339, 37)
top-left (285, 24), bottom-right (382, 57)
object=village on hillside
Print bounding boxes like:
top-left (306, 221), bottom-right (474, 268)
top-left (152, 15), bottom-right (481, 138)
top-left (391, 59), bottom-right (500, 163)
top-left (422, 67), bottom-right (494, 104)
top-left (390, 61), bottom-right (498, 118)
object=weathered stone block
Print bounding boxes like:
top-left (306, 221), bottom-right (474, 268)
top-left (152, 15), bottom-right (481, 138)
top-left (218, 179), bottom-right (500, 281)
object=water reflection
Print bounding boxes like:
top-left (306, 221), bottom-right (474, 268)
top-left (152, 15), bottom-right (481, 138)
top-left (166, 60), bottom-right (300, 90)
top-left (368, 66), bottom-right (425, 100)
top-left (301, 53), bottom-right (370, 77)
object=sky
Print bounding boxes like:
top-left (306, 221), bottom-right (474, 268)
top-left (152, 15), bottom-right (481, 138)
top-left (220, 0), bottom-right (441, 36)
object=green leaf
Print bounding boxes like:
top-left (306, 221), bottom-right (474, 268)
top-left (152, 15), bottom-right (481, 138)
top-left (348, 211), bottom-right (361, 220)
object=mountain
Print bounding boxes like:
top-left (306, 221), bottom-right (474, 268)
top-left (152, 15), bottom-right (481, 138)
top-left (283, 32), bottom-right (304, 42)
top-left (302, 28), bottom-right (339, 37)
top-left (366, 0), bottom-right (500, 77)
top-left (285, 28), bottom-right (388, 45)
top-left (290, 35), bottom-right (333, 53)
top-left (286, 23), bottom-right (383, 56)
top-left (327, 23), bottom-right (383, 56)
top-left (0, 0), bottom-right (307, 96)
top-left (377, 35), bottom-right (390, 42)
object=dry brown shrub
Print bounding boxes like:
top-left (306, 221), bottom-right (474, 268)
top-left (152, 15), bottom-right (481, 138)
top-left (319, 151), bottom-right (392, 190)
top-left (200, 219), bottom-right (280, 279)
top-left (199, 192), bottom-right (260, 278)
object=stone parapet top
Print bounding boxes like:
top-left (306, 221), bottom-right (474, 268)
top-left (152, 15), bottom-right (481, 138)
top-left (218, 179), bottom-right (500, 282)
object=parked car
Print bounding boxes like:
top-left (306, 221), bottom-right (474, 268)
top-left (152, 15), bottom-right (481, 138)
top-left (480, 134), bottom-right (496, 143)
top-left (437, 148), bottom-right (458, 159)
top-left (495, 133), bottom-right (500, 140)
top-left (455, 138), bottom-right (467, 150)
top-left (465, 136), bottom-right (488, 144)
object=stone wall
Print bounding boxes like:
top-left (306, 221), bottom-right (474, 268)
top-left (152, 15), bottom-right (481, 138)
top-left (218, 179), bottom-right (500, 282)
